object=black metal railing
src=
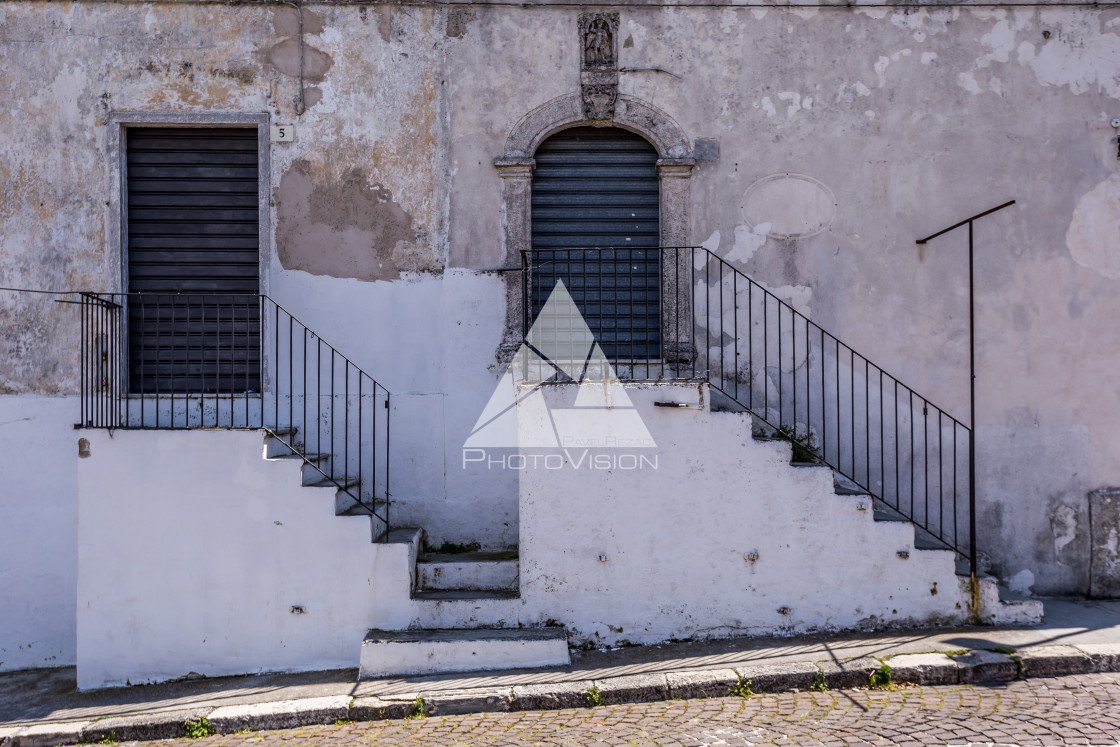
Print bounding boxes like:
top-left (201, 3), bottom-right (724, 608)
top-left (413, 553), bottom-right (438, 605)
top-left (78, 292), bottom-right (391, 539)
top-left (522, 246), bottom-right (974, 570)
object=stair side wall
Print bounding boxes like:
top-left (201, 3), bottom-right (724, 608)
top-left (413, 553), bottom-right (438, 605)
top-left (0, 395), bottom-right (79, 672)
top-left (75, 429), bottom-right (413, 689)
top-left (517, 384), bottom-right (970, 647)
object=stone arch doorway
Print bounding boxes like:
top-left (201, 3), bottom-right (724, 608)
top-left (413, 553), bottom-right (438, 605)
top-left (495, 93), bottom-right (697, 363)
top-left (530, 126), bottom-right (660, 360)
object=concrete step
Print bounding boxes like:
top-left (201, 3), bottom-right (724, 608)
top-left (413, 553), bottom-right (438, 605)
top-left (306, 475), bottom-right (359, 490)
top-left (263, 428), bottom-right (301, 458)
top-left (300, 459), bottom-right (339, 486)
top-left (412, 589), bottom-right (520, 601)
top-left (972, 575), bottom-right (1045, 624)
top-left (358, 627), bottom-right (569, 679)
top-left (913, 531), bottom-right (953, 551)
top-left (416, 551), bottom-right (519, 592)
top-left (873, 503), bottom-right (910, 523)
top-left (266, 452), bottom-right (332, 484)
top-left (335, 489), bottom-right (385, 516)
top-left (833, 474), bottom-right (869, 496)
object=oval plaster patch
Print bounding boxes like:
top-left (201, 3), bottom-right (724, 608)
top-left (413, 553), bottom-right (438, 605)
top-left (743, 173), bottom-right (837, 239)
top-left (1066, 174), bottom-right (1120, 280)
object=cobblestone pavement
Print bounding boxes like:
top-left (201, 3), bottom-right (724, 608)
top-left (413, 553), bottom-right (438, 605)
top-left (117, 673), bottom-right (1120, 747)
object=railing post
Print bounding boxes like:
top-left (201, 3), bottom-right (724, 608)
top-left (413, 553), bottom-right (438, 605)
top-left (384, 389), bottom-right (391, 543)
top-left (916, 199), bottom-right (1015, 581)
top-left (968, 220), bottom-right (977, 584)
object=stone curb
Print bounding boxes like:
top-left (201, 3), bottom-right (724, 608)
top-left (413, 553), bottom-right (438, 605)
top-left (5, 644), bottom-right (1118, 746)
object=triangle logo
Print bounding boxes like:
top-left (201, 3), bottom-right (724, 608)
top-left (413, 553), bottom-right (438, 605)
top-left (465, 280), bottom-right (656, 450)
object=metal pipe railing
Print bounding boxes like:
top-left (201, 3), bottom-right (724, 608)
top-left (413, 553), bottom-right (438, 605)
top-left (521, 245), bottom-right (975, 568)
top-left (77, 292), bottom-right (390, 540)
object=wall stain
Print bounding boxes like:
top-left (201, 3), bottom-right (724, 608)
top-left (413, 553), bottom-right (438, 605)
top-left (257, 39), bottom-right (333, 83)
top-left (274, 6), bottom-right (325, 36)
top-left (276, 159), bottom-right (438, 282)
top-left (446, 8), bottom-right (476, 38)
top-left (376, 6), bottom-right (392, 43)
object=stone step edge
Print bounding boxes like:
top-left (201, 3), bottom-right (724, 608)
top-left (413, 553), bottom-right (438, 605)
top-left (6, 644), bottom-right (1118, 746)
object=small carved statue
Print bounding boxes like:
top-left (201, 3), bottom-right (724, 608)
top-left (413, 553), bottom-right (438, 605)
top-left (584, 18), bottom-right (614, 68)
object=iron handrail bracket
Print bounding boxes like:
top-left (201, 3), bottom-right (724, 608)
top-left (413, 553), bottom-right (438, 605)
top-left (916, 200), bottom-right (1016, 245)
top-left (914, 198), bottom-right (1016, 580)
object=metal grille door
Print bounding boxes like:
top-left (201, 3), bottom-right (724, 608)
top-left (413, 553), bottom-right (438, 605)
top-left (531, 127), bottom-right (660, 360)
top-left (125, 127), bottom-right (260, 393)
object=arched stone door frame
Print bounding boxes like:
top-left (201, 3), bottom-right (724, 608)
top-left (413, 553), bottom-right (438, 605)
top-left (495, 92), bottom-right (696, 363)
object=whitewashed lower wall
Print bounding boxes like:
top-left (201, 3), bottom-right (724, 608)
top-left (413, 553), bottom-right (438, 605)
top-left (0, 396), bottom-right (79, 672)
top-left (73, 383), bottom-right (978, 687)
top-left (516, 384), bottom-right (970, 646)
top-left (75, 429), bottom-right (412, 690)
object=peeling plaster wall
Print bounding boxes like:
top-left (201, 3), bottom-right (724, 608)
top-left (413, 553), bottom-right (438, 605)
top-left (1, 1), bottom-right (1120, 609)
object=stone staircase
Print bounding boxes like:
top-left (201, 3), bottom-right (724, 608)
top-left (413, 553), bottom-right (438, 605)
top-left (264, 427), bottom-right (389, 538)
top-left (261, 392), bottom-right (1040, 684)
top-left (262, 427), bottom-right (567, 678)
top-left (764, 434), bottom-right (1043, 627)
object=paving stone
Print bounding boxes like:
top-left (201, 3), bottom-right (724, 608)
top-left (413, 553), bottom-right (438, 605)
top-left (885, 653), bottom-right (960, 686)
top-left (79, 708), bottom-right (213, 743)
top-left (424, 687), bottom-right (512, 716)
top-left (208, 695), bottom-right (350, 733)
top-left (665, 668), bottom-right (741, 699)
top-left (12, 721), bottom-right (88, 747)
top-left (1019, 645), bottom-right (1094, 677)
top-left (734, 661), bottom-right (820, 692)
top-left (510, 680), bottom-right (596, 711)
top-left (816, 657), bottom-right (881, 689)
top-left (955, 650), bottom-right (1019, 683)
top-left (348, 696), bottom-right (415, 722)
top-left (592, 673), bottom-right (669, 705)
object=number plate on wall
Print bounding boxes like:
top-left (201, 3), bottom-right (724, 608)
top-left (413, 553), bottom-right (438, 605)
top-left (270, 124), bottom-right (295, 142)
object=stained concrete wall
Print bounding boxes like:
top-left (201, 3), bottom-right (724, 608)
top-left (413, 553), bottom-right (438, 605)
top-left (1, 0), bottom-right (1119, 605)
top-left (0, 396), bottom-right (78, 671)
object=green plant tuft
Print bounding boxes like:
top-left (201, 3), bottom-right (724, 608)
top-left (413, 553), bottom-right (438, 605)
top-left (990, 645), bottom-right (1017, 655)
top-left (98, 734), bottom-right (118, 745)
top-left (776, 424), bottom-right (819, 463)
top-left (409, 694), bottom-right (426, 719)
top-left (184, 717), bottom-right (215, 739)
top-left (586, 685), bottom-right (604, 708)
top-left (729, 678), bottom-right (754, 698)
top-left (869, 664), bottom-right (894, 690)
top-left (810, 669), bottom-right (828, 692)
top-left (435, 540), bottom-right (481, 554)
top-left (942, 649), bottom-right (969, 657)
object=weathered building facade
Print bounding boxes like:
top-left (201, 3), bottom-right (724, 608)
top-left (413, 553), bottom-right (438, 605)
top-left (1, 0), bottom-right (1118, 683)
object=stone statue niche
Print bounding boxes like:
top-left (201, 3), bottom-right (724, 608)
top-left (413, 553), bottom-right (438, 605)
top-left (579, 13), bottom-right (619, 71)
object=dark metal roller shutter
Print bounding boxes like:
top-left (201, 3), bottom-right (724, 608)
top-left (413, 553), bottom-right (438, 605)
top-left (125, 127), bottom-right (260, 393)
top-left (531, 127), bottom-right (660, 360)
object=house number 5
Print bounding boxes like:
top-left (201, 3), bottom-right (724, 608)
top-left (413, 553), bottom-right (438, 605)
top-left (270, 125), bottom-right (295, 142)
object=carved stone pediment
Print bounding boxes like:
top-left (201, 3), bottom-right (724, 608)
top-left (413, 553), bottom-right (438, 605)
top-left (582, 84), bottom-right (617, 121)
